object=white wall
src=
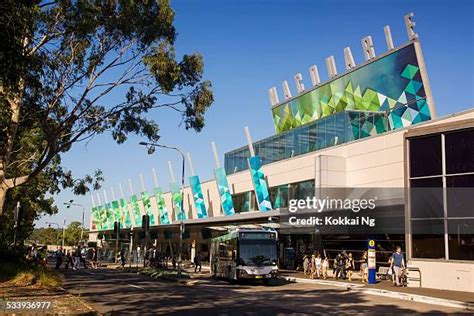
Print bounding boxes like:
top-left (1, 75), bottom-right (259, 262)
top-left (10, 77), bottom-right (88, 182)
top-left (408, 260), bottom-right (474, 292)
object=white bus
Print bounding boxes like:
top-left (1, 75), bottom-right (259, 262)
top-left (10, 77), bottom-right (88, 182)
top-left (210, 228), bottom-right (278, 284)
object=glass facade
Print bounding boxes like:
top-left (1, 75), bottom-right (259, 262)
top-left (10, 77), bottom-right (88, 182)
top-left (225, 110), bottom-right (389, 175)
top-left (408, 128), bottom-right (474, 261)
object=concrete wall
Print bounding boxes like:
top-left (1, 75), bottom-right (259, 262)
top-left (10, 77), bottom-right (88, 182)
top-left (408, 260), bottom-right (474, 292)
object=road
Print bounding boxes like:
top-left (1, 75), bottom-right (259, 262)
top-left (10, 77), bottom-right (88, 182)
top-left (61, 268), bottom-right (467, 315)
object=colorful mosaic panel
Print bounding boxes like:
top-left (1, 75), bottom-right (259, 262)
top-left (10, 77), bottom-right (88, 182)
top-left (91, 206), bottom-right (99, 230)
top-left (170, 182), bottom-right (186, 221)
top-left (112, 200), bottom-right (121, 225)
top-left (104, 202), bottom-right (114, 230)
top-left (130, 195), bottom-right (142, 227)
top-left (189, 175), bottom-right (208, 219)
top-left (272, 43), bottom-right (431, 133)
top-left (154, 187), bottom-right (170, 225)
top-left (248, 156), bottom-right (272, 212)
top-left (119, 198), bottom-right (132, 228)
top-left (141, 191), bottom-right (157, 226)
top-left (214, 167), bottom-right (235, 215)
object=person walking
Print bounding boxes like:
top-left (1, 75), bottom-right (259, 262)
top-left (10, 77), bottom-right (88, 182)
top-left (390, 246), bottom-right (405, 287)
top-left (194, 251), bottom-right (202, 273)
top-left (335, 253), bottom-right (345, 279)
top-left (54, 247), bottom-right (64, 269)
top-left (65, 250), bottom-right (73, 269)
top-left (73, 246), bottom-right (81, 270)
top-left (303, 255), bottom-right (310, 276)
top-left (120, 250), bottom-right (126, 268)
top-left (322, 257), bottom-right (329, 279)
top-left (346, 253), bottom-right (355, 281)
top-left (91, 247), bottom-right (98, 269)
top-left (315, 253), bottom-right (322, 278)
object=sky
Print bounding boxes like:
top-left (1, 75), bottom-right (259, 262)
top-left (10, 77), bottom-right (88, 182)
top-left (35, 0), bottom-right (474, 228)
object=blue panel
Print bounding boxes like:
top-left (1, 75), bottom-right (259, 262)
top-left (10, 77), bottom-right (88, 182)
top-left (189, 175), bottom-right (208, 219)
top-left (248, 156), bottom-right (272, 211)
top-left (214, 167), bottom-right (235, 215)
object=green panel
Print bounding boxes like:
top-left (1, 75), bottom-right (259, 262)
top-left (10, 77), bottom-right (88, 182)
top-left (271, 44), bottom-right (431, 133)
top-left (130, 195), bottom-right (142, 227)
top-left (141, 191), bottom-right (157, 226)
top-left (170, 182), bottom-right (186, 221)
top-left (154, 187), bottom-right (170, 225)
top-left (119, 198), bottom-right (132, 228)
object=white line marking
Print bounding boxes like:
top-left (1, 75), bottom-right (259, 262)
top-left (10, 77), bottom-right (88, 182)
top-left (127, 283), bottom-right (146, 290)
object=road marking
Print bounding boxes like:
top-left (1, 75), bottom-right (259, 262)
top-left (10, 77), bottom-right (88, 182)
top-left (126, 283), bottom-right (146, 290)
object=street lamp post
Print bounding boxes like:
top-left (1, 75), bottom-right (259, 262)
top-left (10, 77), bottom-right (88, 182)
top-left (46, 221), bottom-right (65, 248)
top-left (64, 201), bottom-right (85, 242)
top-left (139, 141), bottom-right (185, 277)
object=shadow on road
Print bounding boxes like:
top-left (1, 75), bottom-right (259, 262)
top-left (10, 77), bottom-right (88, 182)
top-left (60, 268), bottom-right (465, 315)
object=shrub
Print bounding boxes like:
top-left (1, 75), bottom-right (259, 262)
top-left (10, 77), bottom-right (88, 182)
top-left (37, 270), bottom-right (62, 289)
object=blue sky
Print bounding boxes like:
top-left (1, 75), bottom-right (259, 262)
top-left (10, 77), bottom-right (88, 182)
top-left (35, 0), bottom-right (473, 228)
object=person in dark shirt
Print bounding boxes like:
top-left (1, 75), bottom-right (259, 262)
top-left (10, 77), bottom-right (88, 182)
top-left (194, 252), bottom-right (202, 273)
top-left (390, 246), bottom-right (405, 286)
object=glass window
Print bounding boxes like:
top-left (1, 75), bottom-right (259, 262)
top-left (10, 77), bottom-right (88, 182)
top-left (293, 180), bottom-right (315, 200)
top-left (409, 135), bottom-right (442, 177)
top-left (409, 177), bottom-right (444, 218)
top-left (335, 112), bottom-right (348, 145)
top-left (446, 174), bottom-right (474, 218)
top-left (269, 185), bottom-right (289, 209)
top-left (411, 220), bottom-right (445, 259)
top-left (309, 123), bottom-right (317, 151)
top-left (316, 119), bottom-right (326, 150)
top-left (325, 115), bottom-right (337, 147)
top-left (445, 128), bottom-right (474, 174)
top-left (448, 219), bottom-right (474, 260)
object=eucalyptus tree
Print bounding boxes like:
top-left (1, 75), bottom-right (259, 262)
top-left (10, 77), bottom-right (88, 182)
top-left (0, 0), bottom-right (214, 215)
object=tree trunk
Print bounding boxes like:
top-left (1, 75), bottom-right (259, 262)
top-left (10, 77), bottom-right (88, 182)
top-left (0, 186), bottom-right (7, 216)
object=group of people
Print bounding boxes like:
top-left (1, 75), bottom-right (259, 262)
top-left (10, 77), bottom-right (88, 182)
top-left (302, 251), bottom-right (357, 281)
top-left (302, 247), bottom-right (406, 285)
top-left (26, 244), bottom-right (48, 268)
top-left (55, 245), bottom-right (99, 270)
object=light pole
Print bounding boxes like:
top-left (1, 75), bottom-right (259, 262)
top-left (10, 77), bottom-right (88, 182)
top-left (46, 221), bottom-right (65, 248)
top-left (64, 201), bottom-right (85, 242)
top-left (139, 141), bottom-right (185, 277)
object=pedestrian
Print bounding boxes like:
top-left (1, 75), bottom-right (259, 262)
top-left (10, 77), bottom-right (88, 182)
top-left (80, 245), bottom-right (88, 269)
top-left (91, 247), bottom-right (98, 269)
top-left (303, 255), bottom-right (310, 276)
top-left (194, 251), bottom-right (202, 273)
top-left (172, 254), bottom-right (177, 270)
top-left (27, 243), bottom-right (38, 264)
top-left (73, 246), bottom-right (81, 270)
top-left (322, 257), bottom-right (329, 279)
top-left (346, 253), bottom-right (355, 281)
top-left (55, 247), bottom-right (64, 269)
top-left (335, 253), bottom-right (345, 279)
top-left (360, 251), bottom-right (368, 277)
top-left (65, 250), bottom-right (73, 269)
top-left (310, 254), bottom-right (316, 279)
top-left (315, 253), bottom-right (322, 278)
top-left (390, 246), bottom-right (405, 287)
top-left (38, 246), bottom-right (48, 269)
top-left (120, 250), bottom-right (126, 268)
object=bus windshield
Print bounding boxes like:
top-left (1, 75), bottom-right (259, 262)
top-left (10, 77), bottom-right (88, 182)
top-left (238, 240), bottom-right (277, 266)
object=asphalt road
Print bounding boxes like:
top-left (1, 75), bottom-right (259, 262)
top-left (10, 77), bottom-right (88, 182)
top-left (61, 268), bottom-right (468, 315)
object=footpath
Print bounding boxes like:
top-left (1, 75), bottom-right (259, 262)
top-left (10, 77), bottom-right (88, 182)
top-left (280, 269), bottom-right (474, 311)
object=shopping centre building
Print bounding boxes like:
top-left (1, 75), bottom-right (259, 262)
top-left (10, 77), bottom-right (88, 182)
top-left (88, 14), bottom-right (473, 292)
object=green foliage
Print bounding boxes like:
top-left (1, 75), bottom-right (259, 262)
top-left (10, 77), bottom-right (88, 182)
top-left (0, 0), bottom-right (214, 208)
top-left (28, 221), bottom-right (88, 246)
top-left (0, 0), bottom-right (214, 247)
